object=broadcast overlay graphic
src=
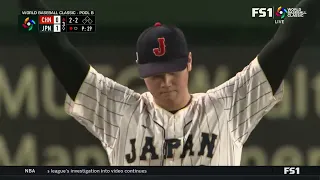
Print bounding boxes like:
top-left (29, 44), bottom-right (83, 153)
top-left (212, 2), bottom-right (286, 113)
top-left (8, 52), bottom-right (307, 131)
top-left (18, 15), bottom-right (38, 33)
top-left (18, 10), bottom-right (96, 33)
top-left (22, 17), bottom-right (36, 31)
top-left (275, 6), bottom-right (288, 19)
top-left (251, 6), bottom-right (307, 24)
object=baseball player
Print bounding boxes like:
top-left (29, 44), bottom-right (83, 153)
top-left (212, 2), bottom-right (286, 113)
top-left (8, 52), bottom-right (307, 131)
top-left (20, 0), bottom-right (318, 166)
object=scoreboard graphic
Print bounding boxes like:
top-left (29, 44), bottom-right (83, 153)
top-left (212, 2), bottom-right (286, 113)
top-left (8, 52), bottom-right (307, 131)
top-left (18, 10), bottom-right (96, 33)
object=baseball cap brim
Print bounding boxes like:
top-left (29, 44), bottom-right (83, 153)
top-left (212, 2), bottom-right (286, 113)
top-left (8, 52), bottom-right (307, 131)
top-left (138, 57), bottom-right (188, 78)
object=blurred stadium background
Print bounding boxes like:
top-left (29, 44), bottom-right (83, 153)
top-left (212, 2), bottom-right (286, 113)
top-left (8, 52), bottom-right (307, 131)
top-left (0, 0), bottom-right (319, 166)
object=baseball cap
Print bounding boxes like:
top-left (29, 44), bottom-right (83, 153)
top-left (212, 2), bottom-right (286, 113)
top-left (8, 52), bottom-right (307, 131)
top-left (136, 22), bottom-right (189, 78)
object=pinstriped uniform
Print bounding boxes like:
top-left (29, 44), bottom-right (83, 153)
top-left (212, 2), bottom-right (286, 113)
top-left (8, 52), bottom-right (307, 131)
top-left (65, 57), bottom-right (283, 166)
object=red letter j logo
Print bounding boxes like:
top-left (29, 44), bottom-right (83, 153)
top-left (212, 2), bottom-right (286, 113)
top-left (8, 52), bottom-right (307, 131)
top-left (153, 37), bottom-right (166, 56)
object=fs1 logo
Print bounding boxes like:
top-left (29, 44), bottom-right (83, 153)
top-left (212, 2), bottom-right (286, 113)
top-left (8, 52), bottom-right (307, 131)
top-left (284, 167), bottom-right (300, 175)
top-left (252, 7), bottom-right (273, 18)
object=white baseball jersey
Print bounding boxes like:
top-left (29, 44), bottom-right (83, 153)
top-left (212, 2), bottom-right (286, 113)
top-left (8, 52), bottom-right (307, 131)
top-left (65, 57), bottom-right (283, 166)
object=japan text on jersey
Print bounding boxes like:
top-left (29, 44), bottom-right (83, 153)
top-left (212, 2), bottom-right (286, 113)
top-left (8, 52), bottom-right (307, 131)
top-left (65, 58), bottom-right (283, 166)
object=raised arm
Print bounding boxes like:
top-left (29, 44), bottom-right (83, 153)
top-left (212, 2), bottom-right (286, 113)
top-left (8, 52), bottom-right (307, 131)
top-left (20, 1), bottom-right (141, 158)
top-left (258, 0), bottom-right (319, 93)
top-left (207, 0), bottom-right (319, 145)
top-left (19, 0), bottom-right (89, 101)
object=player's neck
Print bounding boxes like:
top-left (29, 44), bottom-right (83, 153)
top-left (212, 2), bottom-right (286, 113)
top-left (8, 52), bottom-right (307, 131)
top-left (170, 94), bottom-right (192, 114)
top-left (155, 92), bottom-right (192, 113)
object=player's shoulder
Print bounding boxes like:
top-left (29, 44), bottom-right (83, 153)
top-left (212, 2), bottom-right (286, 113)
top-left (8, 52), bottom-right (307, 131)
top-left (191, 91), bottom-right (225, 106)
top-left (190, 93), bottom-right (207, 101)
top-left (140, 92), bottom-right (156, 107)
top-left (141, 92), bottom-right (152, 100)
top-left (190, 92), bottom-right (224, 113)
top-left (190, 92), bottom-right (216, 105)
top-left (191, 92), bottom-right (223, 102)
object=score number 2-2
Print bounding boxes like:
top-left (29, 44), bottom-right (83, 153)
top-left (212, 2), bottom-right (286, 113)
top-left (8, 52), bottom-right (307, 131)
top-left (69, 17), bottom-right (78, 24)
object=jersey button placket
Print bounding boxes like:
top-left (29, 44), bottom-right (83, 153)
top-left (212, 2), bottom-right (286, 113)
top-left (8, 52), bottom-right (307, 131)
top-left (164, 116), bottom-right (174, 166)
top-left (170, 115), bottom-right (177, 166)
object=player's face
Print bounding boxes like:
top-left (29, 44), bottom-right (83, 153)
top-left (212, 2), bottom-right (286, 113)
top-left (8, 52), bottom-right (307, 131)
top-left (144, 52), bottom-right (192, 111)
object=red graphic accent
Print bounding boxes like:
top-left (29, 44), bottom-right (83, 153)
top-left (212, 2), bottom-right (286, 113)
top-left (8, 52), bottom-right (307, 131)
top-left (38, 15), bottom-right (54, 25)
top-left (153, 37), bottom-right (166, 56)
top-left (69, 26), bottom-right (73, 31)
top-left (154, 22), bottom-right (162, 27)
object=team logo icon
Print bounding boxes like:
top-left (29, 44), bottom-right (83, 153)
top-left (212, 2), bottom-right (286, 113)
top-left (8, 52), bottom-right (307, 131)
top-left (22, 17), bottom-right (36, 31)
top-left (275, 6), bottom-right (288, 19)
top-left (153, 37), bottom-right (166, 56)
